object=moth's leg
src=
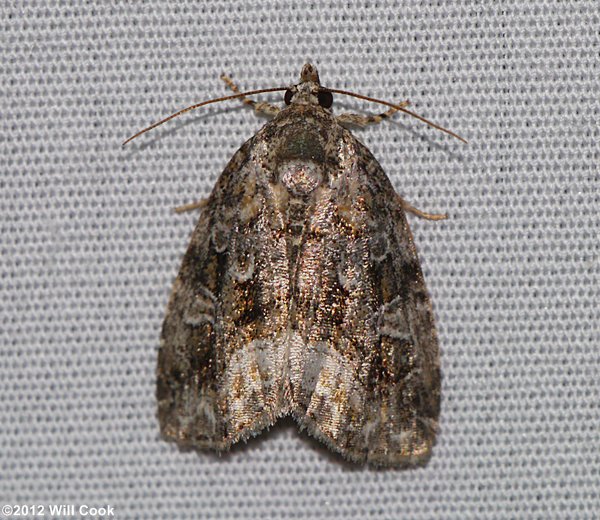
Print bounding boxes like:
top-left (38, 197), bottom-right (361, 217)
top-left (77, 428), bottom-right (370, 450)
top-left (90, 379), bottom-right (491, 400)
top-left (220, 74), bottom-right (281, 117)
top-left (398, 195), bottom-right (447, 221)
top-left (336, 100), bottom-right (409, 127)
top-left (174, 198), bottom-right (208, 214)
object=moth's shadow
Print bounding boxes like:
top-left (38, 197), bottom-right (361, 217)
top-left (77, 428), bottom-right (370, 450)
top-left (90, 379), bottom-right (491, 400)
top-left (388, 118), bottom-right (467, 160)
top-left (121, 103), bottom-right (276, 155)
top-left (335, 101), bottom-right (468, 161)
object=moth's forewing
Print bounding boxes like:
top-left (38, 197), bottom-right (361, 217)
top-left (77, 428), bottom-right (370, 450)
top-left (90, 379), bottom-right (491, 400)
top-left (157, 74), bottom-right (440, 466)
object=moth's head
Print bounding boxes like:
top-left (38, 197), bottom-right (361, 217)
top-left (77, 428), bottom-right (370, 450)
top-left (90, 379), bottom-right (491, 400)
top-left (284, 63), bottom-right (333, 110)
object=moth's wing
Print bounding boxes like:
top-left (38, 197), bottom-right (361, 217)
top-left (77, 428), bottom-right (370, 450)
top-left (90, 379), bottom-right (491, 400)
top-left (157, 142), bottom-right (291, 450)
top-left (290, 138), bottom-right (441, 466)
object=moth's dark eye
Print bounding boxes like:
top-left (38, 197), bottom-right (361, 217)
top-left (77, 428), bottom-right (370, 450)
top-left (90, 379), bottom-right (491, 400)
top-left (284, 89), bottom-right (293, 105)
top-left (318, 90), bottom-right (333, 109)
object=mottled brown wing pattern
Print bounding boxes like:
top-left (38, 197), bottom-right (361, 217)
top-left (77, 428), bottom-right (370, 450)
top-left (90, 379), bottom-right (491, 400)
top-left (155, 63), bottom-right (444, 467)
top-left (157, 141), bottom-right (292, 450)
top-left (290, 133), bottom-right (440, 466)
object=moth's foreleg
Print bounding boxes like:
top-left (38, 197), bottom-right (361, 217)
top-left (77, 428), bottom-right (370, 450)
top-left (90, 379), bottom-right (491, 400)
top-left (220, 74), bottom-right (281, 117)
top-left (336, 100), bottom-right (409, 128)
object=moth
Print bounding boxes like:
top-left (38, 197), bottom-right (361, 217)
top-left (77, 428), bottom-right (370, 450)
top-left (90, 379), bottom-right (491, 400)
top-left (125, 64), bottom-right (464, 466)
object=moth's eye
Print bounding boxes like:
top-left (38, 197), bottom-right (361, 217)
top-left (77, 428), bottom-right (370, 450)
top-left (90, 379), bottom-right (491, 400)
top-left (284, 89), bottom-right (293, 105)
top-left (318, 90), bottom-right (333, 109)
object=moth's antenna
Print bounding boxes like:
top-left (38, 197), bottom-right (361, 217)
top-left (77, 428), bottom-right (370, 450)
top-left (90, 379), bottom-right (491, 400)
top-left (122, 87), bottom-right (288, 146)
top-left (325, 87), bottom-right (467, 143)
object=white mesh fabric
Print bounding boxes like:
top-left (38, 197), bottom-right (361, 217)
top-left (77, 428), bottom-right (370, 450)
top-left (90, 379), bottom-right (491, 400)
top-left (1, 1), bottom-right (598, 518)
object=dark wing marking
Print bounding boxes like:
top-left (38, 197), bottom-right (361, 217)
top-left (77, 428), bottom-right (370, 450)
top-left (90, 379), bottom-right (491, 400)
top-left (157, 141), bottom-right (292, 450)
top-left (290, 135), bottom-right (440, 466)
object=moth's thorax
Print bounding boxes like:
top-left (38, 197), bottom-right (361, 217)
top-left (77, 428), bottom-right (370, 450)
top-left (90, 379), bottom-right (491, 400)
top-left (279, 155), bottom-right (323, 197)
top-left (267, 105), bottom-right (342, 197)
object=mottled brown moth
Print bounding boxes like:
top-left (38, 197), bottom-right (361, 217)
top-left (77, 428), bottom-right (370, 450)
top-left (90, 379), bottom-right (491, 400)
top-left (125, 64), bottom-right (464, 466)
